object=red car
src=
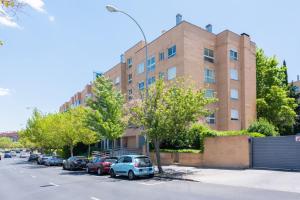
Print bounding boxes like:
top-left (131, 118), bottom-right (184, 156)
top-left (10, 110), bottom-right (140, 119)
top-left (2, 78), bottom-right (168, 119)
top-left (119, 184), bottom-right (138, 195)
top-left (86, 156), bottom-right (118, 175)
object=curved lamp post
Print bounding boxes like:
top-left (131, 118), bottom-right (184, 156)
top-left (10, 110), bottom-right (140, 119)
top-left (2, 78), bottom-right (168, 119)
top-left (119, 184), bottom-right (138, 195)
top-left (106, 5), bottom-right (150, 156)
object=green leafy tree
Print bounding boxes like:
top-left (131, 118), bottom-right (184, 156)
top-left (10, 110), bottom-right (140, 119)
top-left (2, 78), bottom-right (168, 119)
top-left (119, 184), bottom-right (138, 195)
top-left (247, 118), bottom-right (279, 136)
top-left (60, 107), bottom-right (99, 157)
top-left (0, 137), bottom-right (13, 148)
top-left (130, 79), bottom-right (216, 173)
top-left (87, 76), bottom-right (126, 153)
top-left (256, 49), bottom-right (296, 134)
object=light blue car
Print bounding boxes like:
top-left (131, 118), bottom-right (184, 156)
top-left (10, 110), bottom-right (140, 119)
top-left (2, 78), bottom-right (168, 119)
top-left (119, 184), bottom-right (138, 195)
top-left (110, 155), bottom-right (154, 180)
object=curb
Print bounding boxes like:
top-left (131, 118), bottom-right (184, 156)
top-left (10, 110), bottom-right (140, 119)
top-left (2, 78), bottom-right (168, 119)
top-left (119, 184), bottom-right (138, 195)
top-left (154, 173), bottom-right (199, 182)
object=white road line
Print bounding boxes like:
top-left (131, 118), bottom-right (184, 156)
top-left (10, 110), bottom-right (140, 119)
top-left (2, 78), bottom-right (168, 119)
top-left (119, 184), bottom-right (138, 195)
top-left (90, 197), bottom-right (101, 200)
top-left (49, 182), bottom-right (60, 187)
top-left (31, 175), bottom-right (36, 178)
top-left (137, 182), bottom-right (166, 186)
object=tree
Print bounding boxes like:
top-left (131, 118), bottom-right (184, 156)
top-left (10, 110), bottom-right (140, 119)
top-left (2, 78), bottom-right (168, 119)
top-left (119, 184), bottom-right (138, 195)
top-left (256, 49), bottom-right (296, 134)
top-left (247, 118), bottom-right (279, 136)
top-left (257, 86), bottom-right (297, 134)
top-left (0, 137), bottom-right (13, 148)
top-left (60, 107), bottom-right (99, 157)
top-left (130, 79), bottom-right (216, 173)
top-left (87, 76), bottom-right (126, 154)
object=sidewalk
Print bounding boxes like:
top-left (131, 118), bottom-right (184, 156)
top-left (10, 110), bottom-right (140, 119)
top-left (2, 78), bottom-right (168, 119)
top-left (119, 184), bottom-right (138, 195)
top-left (155, 165), bottom-right (300, 193)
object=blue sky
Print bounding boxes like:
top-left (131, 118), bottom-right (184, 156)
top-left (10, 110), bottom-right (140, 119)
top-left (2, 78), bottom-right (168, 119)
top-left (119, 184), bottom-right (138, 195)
top-left (0, 0), bottom-right (299, 131)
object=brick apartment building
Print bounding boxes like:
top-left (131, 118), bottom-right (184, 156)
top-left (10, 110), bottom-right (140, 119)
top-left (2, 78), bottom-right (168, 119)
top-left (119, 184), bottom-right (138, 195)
top-left (0, 131), bottom-right (19, 142)
top-left (59, 15), bottom-right (257, 151)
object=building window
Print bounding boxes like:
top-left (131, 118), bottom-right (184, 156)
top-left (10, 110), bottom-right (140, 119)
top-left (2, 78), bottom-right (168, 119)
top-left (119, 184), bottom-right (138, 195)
top-left (231, 109), bottom-right (239, 120)
top-left (147, 76), bottom-right (156, 85)
top-left (206, 113), bottom-right (215, 124)
top-left (128, 96), bottom-right (133, 101)
top-left (137, 62), bottom-right (144, 74)
top-left (230, 69), bottom-right (238, 80)
top-left (128, 74), bottom-right (132, 84)
top-left (205, 89), bottom-right (215, 98)
top-left (168, 45), bottom-right (176, 58)
top-left (127, 58), bottom-right (132, 68)
top-left (128, 89), bottom-right (133, 101)
top-left (115, 76), bottom-right (120, 85)
top-left (230, 89), bottom-right (239, 100)
top-left (138, 81), bottom-right (144, 90)
top-left (159, 72), bottom-right (165, 79)
top-left (295, 86), bottom-right (300, 93)
top-left (204, 68), bottom-right (215, 83)
top-left (147, 56), bottom-right (156, 72)
top-left (167, 67), bottom-right (176, 80)
top-left (159, 52), bottom-right (165, 61)
top-left (230, 50), bottom-right (238, 61)
top-left (204, 48), bottom-right (214, 63)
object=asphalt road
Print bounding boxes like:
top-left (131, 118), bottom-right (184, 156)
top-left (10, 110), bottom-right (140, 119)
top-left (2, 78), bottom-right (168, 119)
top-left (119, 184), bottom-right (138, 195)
top-left (1, 158), bottom-right (300, 200)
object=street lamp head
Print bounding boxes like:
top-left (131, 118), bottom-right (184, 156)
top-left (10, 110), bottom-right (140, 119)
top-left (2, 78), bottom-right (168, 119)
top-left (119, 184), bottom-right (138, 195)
top-left (106, 5), bottom-right (119, 12)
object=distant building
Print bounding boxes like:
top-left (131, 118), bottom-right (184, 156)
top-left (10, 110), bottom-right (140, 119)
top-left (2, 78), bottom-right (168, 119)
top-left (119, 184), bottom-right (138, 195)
top-left (0, 131), bottom-right (19, 142)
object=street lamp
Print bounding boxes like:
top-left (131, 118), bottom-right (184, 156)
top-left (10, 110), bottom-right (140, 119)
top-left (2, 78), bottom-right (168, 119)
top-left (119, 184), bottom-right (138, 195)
top-left (106, 4), bottom-right (150, 156)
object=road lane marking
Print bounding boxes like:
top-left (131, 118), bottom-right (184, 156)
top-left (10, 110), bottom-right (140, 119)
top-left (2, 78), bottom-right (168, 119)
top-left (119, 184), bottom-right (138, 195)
top-left (31, 175), bottom-right (36, 178)
top-left (137, 182), bottom-right (166, 186)
top-left (49, 182), bottom-right (59, 187)
top-left (90, 197), bottom-right (101, 200)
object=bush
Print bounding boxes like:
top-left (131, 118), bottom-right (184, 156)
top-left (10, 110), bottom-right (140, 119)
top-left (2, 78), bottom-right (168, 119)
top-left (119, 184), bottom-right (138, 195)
top-left (247, 118), bottom-right (279, 136)
top-left (159, 149), bottom-right (201, 153)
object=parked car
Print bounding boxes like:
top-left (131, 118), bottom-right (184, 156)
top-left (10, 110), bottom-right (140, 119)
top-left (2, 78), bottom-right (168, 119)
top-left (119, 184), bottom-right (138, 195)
top-left (20, 152), bottom-right (29, 158)
top-left (44, 156), bottom-right (63, 166)
top-left (86, 156), bottom-right (118, 175)
top-left (10, 151), bottom-right (17, 157)
top-left (28, 154), bottom-right (39, 162)
top-left (63, 156), bottom-right (89, 170)
top-left (4, 152), bottom-right (12, 158)
top-left (37, 155), bottom-right (51, 165)
top-left (110, 155), bottom-right (154, 180)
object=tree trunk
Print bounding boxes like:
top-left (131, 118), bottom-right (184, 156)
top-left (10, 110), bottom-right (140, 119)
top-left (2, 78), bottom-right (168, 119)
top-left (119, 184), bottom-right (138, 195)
top-left (70, 145), bottom-right (73, 157)
top-left (88, 144), bottom-right (91, 157)
top-left (154, 139), bottom-right (163, 173)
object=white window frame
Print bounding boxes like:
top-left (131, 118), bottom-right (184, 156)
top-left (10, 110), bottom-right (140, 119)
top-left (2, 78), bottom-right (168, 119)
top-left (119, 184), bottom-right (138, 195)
top-left (127, 58), bottom-right (132, 68)
top-left (230, 89), bottom-right (239, 100)
top-left (167, 67), bottom-right (176, 80)
top-left (168, 45), bottom-right (176, 58)
top-left (204, 48), bottom-right (214, 63)
top-left (231, 109), bottom-right (239, 120)
top-left (204, 68), bottom-right (215, 83)
top-left (230, 50), bottom-right (238, 61)
top-left (147, 56), bottom-right (156, 72)
top-left (205, 89), bottom-right (215, 98)
top-left (230, 68), bottom-right (238, 80)
top-left (137, 62), bottom-right (144, 74)
top-left (206, 113), bottom-right (215, 124)
top-left (115, 76), bottom-right (120, 85)
top-left (128, 74), bottom-right (132, 84)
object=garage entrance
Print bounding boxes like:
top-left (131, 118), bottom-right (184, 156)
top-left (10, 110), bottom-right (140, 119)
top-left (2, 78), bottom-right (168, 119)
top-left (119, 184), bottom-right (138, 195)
top-left (251, 136), bottom-right (300, 170)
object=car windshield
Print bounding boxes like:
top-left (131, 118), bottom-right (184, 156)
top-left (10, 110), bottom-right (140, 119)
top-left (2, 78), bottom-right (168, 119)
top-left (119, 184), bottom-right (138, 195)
top-left (135, 157), bottom-right (152, 167)
top-left (105, 158), bottom-right (118, 163)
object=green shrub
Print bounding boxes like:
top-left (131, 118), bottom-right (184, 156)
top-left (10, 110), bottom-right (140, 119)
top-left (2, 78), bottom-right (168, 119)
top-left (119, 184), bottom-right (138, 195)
top-left (247, 118), bottom-right (279, 136)
top-left (159, 149), bottom-right (201, 153)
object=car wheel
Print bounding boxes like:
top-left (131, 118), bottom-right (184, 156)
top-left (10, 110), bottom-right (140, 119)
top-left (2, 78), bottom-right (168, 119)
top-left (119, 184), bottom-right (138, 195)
top-left (110, 169), bottom-right (116, 178)
top-left (148, 173), bottom-right (154, 178)
top-left (86, 167), bottom-right (90, 173)
top-left (128, 170), bottom-right (135, 180)
top-left (63, 164), bottom-right (66, 170)
top-left (97, 167), bottom-right (103, 176)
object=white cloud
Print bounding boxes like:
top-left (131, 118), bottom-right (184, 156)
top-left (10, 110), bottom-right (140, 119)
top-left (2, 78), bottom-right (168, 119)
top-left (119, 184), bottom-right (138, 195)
top-left (0, 15), bottom-right (20, 28)
top-left (19, 0), bottom-right (46, 13)
top-left (48, 15), bottom-right (55, 22)
top-left (0, 88), bottom-right (11, 96)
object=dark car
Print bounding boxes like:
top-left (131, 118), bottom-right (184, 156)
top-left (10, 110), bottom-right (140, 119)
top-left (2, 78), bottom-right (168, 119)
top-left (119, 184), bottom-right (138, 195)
top-left (28, 154), bottom-right (39, 162)
top-left (45, 156), bottom-right (63, 166)
top-left (37, 155), bottom-right (51, 165)
top-left (63, 156), bottom-right (89, 170)
top-left (4, 152), bottom-right (12, 158)
top-left (86, 157), bottom-right (118, 175)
